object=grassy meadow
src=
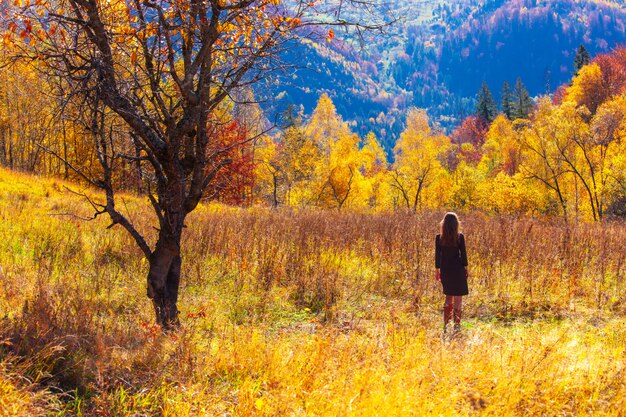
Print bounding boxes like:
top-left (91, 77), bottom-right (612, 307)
top-left (0, 167), bottom-right (625, 416)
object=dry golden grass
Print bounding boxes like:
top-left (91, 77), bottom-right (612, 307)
top-left (0, 168), bottom-right (625, 416)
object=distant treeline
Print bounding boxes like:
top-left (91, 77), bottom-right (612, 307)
top-left (1, 47), bottom-right (625, 220)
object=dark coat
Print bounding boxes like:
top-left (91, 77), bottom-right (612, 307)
top-left (435, 233), bottom-right (469, 296)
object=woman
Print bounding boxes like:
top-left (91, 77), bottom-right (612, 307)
top-left (435, 212), bottom-right (469, 335)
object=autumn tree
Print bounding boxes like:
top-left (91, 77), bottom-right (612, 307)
top-left (593, 47), bottom-right (626, 99)
top-left (279, 114), bottom-right (320, 206)
top-left (450, 115), bottom-right (488, 166)
top-left (204, 118), bottom-right (255, 205)
top-left (590, 96), bottom-right (626, 216)
top-left (479, 114), bottom-right (520, 176)
top-left (391, 108), bottom-right (450, 213)
top-left (451, 115), bottom-right (488, 146)
top-left (306, 94), bottom-right (363, 209)
top-left (324, 132), bottom-right (361, 210)
top-left (554, 100), bottom-right (620, 221)
top-left (2, 0), bottom-right (390, 327)
top-left (566, 63), bottom-right (605, 116)
top-left (474, 114), bottom-right (545, 214)
top-left (516, 98), bottom-right (570, 218)
top-left (359, 132), bottom-right (389, 208)
top-left (252, 133), bottom-right (281, 207)
top-left (0, 61), bottom-right (58, 172)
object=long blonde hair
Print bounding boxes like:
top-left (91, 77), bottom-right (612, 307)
top-left (440, 212), bottom-right (460, 247)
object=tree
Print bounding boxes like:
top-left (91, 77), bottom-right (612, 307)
top-left (280, 116), bottom-right (320, 206)
top-left (566, 63), bottom-right (605, 116)
top-left (252, 133), bottom-right (281, 207)
top-left (450, 116), bottom-right (488, 166)
top-left (480, 114), bottom-right (520, 176)
top-left (0, 61), bottom-right (58, 173)
top-left (512, 77), bottom-right (533, 120)
top-left (501, 80), bottom-right (514, 120)
top-left (516, 98), bottom-right (570, 218)
top-left (391, 108), bottom-right (450, 213)
top-left (305, 95), bottom-right (364, 210)
top-left (360, 132), bottom-right (389, 208)
top-left (204, 119), bottom-right (255, 206)
top-left (593, 47), bottom-right (626, 100)
top-left (574, 44), bottom-right (591, 75)
top-left (475, 81), bottom-right (497, 122)
top-left (591, 96), bottom-right (626, 216)
top-left (3, 0), bottom-right (389, 328)
top-left (555, 100), bottom-right (618, 221)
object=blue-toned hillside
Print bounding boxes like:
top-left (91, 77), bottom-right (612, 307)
top-left (260, 0), bottom-right (626, 149)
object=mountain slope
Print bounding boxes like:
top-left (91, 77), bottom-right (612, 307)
top-left (261, 0), bottom-right (626, 148)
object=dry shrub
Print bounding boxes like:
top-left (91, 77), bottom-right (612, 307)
top-left (184, 209), bottom-right (626, 321)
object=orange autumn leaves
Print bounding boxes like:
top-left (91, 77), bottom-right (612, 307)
top-left (1, 0), bottom-right (305, 62)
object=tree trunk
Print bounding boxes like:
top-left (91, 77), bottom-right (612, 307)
top-left (147, 234), bottom-right (182, 329)
top-left (272, 173), bottom-right (279, 208)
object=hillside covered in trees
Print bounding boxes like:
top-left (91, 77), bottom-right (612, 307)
top-left (263, 0), bottom-right (626, 148)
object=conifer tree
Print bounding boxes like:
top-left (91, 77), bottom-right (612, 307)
top-left (501, 80), bottom-right (514, 120)
top-left (574, 44), bottom-right (591, 75)
top-left (475, 81), bottom-right (497, 122)
top-left (512, 77), bottom-right (533, 119)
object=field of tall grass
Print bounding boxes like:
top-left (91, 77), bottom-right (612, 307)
top-left (0, 167), bottom-right (625, 416)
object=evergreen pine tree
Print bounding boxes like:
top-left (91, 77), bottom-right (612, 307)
top-left (501, 80), bottom-right (513, 120)
top-left (475, 81), bottom-right (497, 122)
top-left (512, 77), bottom-right (533, 119)
top-left (574, 44), bottom-right (591, 75)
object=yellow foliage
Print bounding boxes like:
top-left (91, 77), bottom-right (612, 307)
top-left (305, 94), bottom-right (352, 153)
top-left (476, 172), bottom-right (548, 214)
top-left (565, 63), bottom-right (604, 114)
top-left (480, 114), bottom-right (521, 176)
top-left (392, 108), bottom-right (452, 212)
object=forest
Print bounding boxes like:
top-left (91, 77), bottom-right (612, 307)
top-left (265, 0), bottom-right (626, 144)
top-left (0, 0), bottom-right (625, 415)
top-left (2, 46), bottom-right (625, 220)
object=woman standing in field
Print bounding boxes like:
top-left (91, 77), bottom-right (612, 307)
top-left (435, 212), bottom-right (469, 335)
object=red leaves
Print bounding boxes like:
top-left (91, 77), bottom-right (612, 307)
top-left (186, 308), bottom-right (208, 319)
top-left (593, 47), bottom-right (626, 98)
top-left (205, 119), bottom-right (255, 205)
top-left (7, 18), bottom-right (33, 42)
top-left (451, 116), bottom-right (488, 147)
